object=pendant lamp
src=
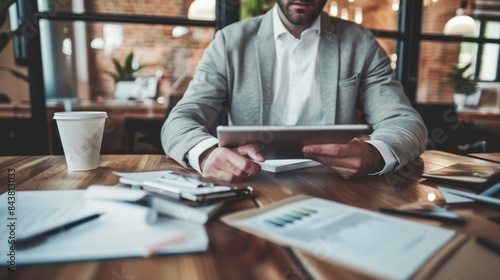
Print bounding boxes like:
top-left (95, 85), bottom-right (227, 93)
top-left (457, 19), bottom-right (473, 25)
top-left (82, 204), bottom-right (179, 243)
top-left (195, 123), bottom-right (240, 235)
top-left (443, 0), bottom-right (476, 36)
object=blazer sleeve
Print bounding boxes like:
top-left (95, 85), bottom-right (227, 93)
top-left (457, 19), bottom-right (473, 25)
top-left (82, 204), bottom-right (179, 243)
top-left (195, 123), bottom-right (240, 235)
top-left (357, 32), bottom-right (428, 170)
top-left (161, 31), bottom-right (229, 167)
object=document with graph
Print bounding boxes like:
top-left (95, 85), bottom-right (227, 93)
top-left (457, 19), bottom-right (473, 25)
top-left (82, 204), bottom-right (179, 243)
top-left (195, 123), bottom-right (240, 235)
top-left (221, 195), bottom-right (457, 280)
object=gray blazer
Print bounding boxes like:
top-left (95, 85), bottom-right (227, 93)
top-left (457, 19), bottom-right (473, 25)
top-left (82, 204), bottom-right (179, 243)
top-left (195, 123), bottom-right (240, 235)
top-left (162, 11), bottom-right (427, 171)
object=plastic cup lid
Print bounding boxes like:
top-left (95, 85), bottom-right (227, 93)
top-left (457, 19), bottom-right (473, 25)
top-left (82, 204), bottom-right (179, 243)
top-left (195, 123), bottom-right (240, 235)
top-left (53, 111), bottom-right (108, 120)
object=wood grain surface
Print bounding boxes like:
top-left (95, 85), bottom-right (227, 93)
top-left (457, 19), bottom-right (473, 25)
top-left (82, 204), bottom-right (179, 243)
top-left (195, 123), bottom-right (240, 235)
top-left (0, 151), bottom-right (499, 280)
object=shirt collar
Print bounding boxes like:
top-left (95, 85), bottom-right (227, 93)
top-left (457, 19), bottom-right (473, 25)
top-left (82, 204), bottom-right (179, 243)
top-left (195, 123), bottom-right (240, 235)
top-left (272, 4), bottom-right (321, 40)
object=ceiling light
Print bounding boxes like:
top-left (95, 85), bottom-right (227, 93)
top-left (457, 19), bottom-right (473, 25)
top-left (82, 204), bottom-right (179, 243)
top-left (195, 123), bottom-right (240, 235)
top-left (443, 0), bottom-right (476, 36)
top-left (188, 0), bottom-right (216, 21)
top-left (172, 26), bottom-right (189, 38)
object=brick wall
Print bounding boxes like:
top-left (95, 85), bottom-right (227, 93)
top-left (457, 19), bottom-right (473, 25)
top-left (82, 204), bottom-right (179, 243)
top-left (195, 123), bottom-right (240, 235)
top-left (85, 0), bottom-right (213, 100)
top-left (418, 0), bottom-right (461, 103)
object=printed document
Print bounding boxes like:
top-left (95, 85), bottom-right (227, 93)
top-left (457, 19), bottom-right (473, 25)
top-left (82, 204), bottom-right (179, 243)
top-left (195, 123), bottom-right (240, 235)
top-left (222, 196), bottom-right (455, 280)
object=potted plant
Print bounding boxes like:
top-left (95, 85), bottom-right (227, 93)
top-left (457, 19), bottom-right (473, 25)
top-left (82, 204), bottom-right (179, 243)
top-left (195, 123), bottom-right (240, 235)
top-left (442, 63), bottom-right (478, 111)
top-left (0, 0), bottom-right (28, 82)
top-left (104, 51), bottom-right (146, 100)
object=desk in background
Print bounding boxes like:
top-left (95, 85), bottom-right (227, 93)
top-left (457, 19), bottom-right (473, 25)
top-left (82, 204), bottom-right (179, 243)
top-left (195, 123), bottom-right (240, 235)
top-left (0, 100), bottom-right (168, 154)
top-left (457, 108), bottom-right (500, 142)
top-left (457, 108), bottom-right (500, 124)
top-left (0, 150), bottom-right (499, 280)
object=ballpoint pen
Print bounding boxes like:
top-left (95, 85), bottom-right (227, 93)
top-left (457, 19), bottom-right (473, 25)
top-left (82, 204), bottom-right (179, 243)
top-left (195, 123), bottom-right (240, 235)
top-left (17, 213), bottom-right (102, 249)
top-left (379, 207), bottom-right (466, 225)
top-left (476, 236), bottom-right (500, 255)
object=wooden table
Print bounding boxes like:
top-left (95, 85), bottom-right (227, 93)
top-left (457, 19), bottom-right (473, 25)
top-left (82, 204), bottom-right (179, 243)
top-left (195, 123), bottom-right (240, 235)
top-left (1, 150), bottom-right (499, 280)
top-left (457, 108), bottom-right (500, 124)
top-left (468, 152), bottom-right (500, 163)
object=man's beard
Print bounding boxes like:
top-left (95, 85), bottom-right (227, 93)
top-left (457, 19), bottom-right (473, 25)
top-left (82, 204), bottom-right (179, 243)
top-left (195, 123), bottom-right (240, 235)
top-left (277, 0), bottom-right (327, 25)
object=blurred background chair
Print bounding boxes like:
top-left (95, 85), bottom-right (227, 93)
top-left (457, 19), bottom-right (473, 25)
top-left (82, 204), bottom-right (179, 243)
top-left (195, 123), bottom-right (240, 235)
top-left (125, 95), bottom-right (183, 153)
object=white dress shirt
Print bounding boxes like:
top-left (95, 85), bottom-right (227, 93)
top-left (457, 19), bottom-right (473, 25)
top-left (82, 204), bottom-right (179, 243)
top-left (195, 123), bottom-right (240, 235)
top-left (269, 6), bottom-right (324, 125)
top-left (187, 5), bottom-right (397, 175)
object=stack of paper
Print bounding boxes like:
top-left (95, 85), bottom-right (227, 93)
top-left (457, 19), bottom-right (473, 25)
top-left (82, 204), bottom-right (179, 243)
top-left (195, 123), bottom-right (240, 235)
top-left (258, 159), bottom-right (322, 173)
top-left (0, 190), bottom-right (208, 265)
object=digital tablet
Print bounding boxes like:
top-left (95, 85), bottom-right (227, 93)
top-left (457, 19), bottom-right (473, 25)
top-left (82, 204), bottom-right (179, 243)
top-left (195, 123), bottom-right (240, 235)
top-left (217, 125), bottom-right (370, 159)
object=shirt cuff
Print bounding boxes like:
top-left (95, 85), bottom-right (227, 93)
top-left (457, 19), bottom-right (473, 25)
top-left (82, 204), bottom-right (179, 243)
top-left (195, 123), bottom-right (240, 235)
top-left (365, 140), bottom-right (398, 175)
top-left (187, 137), bottom-right (219, 174)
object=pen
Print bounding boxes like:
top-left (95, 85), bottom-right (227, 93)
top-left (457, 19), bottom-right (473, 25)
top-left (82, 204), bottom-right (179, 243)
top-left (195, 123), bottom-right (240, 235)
top-left (378, 207), bottom-right (466, 225)
top-left (476, 236), bottom-right (500, 255)
top-left (17, 213), bottom-right (102, 249)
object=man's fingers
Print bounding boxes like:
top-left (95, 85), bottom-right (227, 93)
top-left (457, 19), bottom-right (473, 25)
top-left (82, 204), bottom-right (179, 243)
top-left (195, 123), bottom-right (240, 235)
top-left (226, 152), bottom-right (262, 176)
top-left (202, 146), bottom-right (261, 182)
top-left (328, 166), bottom-right (359, 179)
top-left (303, 143), bottom-right (348, 157)
top-left (303, 138), bottom-right (364, 158)
top-left (304, 153), bottom-right (362, 169)
top-left (215, 169), bottom-right (245, 183)
top-left (234, 144), bottom-right (265, 162)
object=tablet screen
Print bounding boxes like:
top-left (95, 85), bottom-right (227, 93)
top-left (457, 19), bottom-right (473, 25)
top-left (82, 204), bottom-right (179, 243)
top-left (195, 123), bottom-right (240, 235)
top-left (217, 125), bottom-right (370, 159)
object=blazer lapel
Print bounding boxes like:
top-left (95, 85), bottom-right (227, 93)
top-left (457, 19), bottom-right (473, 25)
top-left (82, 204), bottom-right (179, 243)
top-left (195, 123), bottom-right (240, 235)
top-left (319, 12), bottom-right (339, 124)
top-left (255, 12), bottom-right (276, 125)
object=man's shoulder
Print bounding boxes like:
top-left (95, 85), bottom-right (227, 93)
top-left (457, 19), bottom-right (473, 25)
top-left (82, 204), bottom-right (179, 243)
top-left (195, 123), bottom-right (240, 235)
top-left (321, 15), bottom-right (375, 46)
top-left (219, 15), bottom-right (265, 38)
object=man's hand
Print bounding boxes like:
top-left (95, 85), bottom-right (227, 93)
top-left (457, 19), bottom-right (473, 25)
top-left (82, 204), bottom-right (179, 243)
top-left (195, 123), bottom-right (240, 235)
top-left (199, 144), bottom-right (265, 183)
top-left (303, 138), bottom-right (385, 179)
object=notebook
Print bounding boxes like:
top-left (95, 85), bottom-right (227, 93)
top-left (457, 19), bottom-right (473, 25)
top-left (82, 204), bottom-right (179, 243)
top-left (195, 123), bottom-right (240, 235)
top-left (422, 162), bottom-right (500, 191)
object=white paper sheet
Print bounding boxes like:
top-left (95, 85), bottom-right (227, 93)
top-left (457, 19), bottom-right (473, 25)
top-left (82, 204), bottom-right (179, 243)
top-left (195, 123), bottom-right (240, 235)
top-left (233, 198), bottom-right (456, 280)
top-left (0, 190), bottom-right (208, 265)
top-left (258, 159), bottom-right (322, 172)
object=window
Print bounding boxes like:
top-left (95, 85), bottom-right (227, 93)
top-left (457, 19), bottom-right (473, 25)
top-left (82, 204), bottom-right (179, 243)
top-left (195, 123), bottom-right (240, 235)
top-left (36, 0), bottom-right (218, 101)
top-left (418, 0), bottom-right (500, 103)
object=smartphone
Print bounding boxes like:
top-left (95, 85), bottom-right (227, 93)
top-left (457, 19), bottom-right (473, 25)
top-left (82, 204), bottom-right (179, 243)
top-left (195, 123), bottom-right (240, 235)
top-left (142, 180), bottom-right (254, 203)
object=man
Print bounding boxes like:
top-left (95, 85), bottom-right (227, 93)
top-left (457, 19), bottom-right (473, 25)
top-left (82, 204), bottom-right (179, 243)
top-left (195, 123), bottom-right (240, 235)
top-left (162, 0), bottom-right (427, 183)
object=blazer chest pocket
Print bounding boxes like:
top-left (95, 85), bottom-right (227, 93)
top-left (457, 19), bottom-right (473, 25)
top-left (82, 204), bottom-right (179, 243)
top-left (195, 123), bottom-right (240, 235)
top-left (339, 73), bottom-right (360, 89)
top-left (339, 72), bottom-right (360, 101)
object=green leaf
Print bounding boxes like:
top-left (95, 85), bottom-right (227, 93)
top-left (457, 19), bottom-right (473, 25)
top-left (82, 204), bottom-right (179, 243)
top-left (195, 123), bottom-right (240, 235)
top-left (442, 63), bottom-right (477, 95)
top-left (112, 58), bottom-right (125, 80)
top-left (105, 52), bottom-right (143, 81)
top-left (124, 52), bottom-right (134, 79)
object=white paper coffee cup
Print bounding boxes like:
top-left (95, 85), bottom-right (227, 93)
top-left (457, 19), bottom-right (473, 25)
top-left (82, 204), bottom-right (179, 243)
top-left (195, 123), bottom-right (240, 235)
top-left (54, 111), bottom-right (108, 171)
